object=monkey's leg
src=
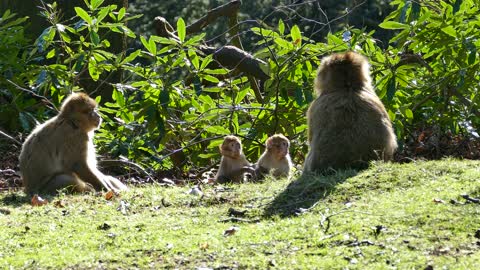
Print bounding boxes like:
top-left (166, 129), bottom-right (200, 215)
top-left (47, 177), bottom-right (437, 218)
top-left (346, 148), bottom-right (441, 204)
top-left (41, 174), bottom-right (95, 194)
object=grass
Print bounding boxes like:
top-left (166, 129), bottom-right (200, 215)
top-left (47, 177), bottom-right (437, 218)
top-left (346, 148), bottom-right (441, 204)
top-left (0, 159), bottom-right (479, 269)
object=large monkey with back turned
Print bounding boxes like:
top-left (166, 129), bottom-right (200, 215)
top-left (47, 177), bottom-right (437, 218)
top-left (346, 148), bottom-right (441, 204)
top-left (19, 92), bottom-right (128, 195)
top-left (303, 51), bottom-right (397, 173)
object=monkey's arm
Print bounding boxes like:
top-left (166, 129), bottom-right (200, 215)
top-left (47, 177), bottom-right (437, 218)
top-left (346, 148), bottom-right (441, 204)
top-left (73, 161), bottom-right (109, 190)
top-left (217, 165), bottom-right (256, 183)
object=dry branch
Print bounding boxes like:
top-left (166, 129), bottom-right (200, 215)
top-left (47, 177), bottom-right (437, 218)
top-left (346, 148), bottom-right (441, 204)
top-left (186, 0), bottom-right (241, 35)
top-left (200, 45), bottom-right (269, 81)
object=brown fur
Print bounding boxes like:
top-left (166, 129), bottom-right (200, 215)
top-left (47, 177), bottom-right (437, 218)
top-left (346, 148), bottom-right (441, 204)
top-left (215, 135), bottom-right (254, 183)
top-left (19, 92), bottom-right (128, 195)
top-left (303, 52), bottom-right (397, 173)
top-left (256, 134), bottom-right (293, 179)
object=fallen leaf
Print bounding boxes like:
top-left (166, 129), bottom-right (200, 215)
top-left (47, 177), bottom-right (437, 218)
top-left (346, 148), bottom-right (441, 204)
top-left (189, 186), bottom-right (203, 196)
top-left (105, 190), bottom-right (115, 200)
top-left (200, 242), bottom-right (209, 250)
top-left (161, 178), bottom-right (175, 186)
top-left (117, 200), bottom-right (130, 215)
top-left (223, 226), bottom-right (239, 236)
top-left (54, 200), bottom-right (66, 208)
top-left (207, 178), bottom-right (216, 184)
top-left (31, 195), bottom-right (48, 206)
top-left (433, 198), bottom-right (445, 204)
top-left (98, 223), bottom-right (111, 230)
top-left (161, 198), bottom-right (171, 207)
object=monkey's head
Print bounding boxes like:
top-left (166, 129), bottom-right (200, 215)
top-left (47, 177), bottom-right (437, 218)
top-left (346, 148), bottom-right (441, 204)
top-left (266, 134), bottom-right (290, 160)
top-left (220, 135), bottom-right (243, 159)
top-left (314, 51), bottom-right (372, 95)
top-left (59, 92), bottom-right (101, 132)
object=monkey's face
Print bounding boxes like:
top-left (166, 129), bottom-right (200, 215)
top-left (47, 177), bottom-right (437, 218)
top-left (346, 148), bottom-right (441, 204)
top-left (267, 138), bottom-right (289, 160)
top-left (221, 139), bottom-right (242, 159)
top-left (75, 106), bottom-right (101, 132)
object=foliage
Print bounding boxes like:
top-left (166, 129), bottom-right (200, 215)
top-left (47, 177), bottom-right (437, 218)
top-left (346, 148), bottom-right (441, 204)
top-left (0, 0), bottom-right (478, 175)
top-left (1, 159), bottom-right (479, 268)
top-left (376, 0), bottom-right (480, 143)
top-left (0, 10), bottom-right (32, 131)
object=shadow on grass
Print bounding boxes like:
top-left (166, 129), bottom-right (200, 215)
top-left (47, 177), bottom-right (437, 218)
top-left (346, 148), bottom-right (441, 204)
top-left (0, 192), bottom-right (30, 207)
top-left (263, 169), bottom-right (359, 218)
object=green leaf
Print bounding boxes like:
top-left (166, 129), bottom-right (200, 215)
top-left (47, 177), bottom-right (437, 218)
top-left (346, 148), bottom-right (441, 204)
top-left (46, 49), bottom-right (56, 59)
top-left (202, 75), bottom-right (219, 83)
top-left (121, 49), bottom-right (141, 64)
top-left (453, 0), bottom-right (462, 14)
top-left (91, 0), bottom-right (105, 10)
top-left (193, 75), bottom-right (202, 95)
top-left (160, 89), bottom-right (170, 108)
top-left (188, 49), bottom-right (199, 70)
top-left (206, 126), bottom-right (230, 135)
top-left (441, 26), bottom-right (457, 38)
top-left (74, 53), bottom-right (85, 72)
top-left (90, 31), bottom-right (100, 46)
top-left (278, 19), bottom-right (285, 35)
top-left (96, 8), bottom-right (109, 23)
top-left (405, 108), bottom-right (413, 119)
top-left (386, 76), bottom-right (396, 101)
top-left (294, 86), bottom-right (304, 106)
top-left (177, 18), bottom-right (186, 43)
top-left (468, 47), bottom-right (477, 65)
top-left (274, 37), bottom-right (293, 49)
top-left (88, 61), bottom-right (100, 80)
top-left (118, 7), bottom-right (126, 21)
top-left (19, 112), bottom-right (31, 131)
top-left (140, 36), bottom-right (156, 55)
top-left (75, 7), bottom-right (92, 25)
top-left (290, 25), bottom-right (302, 45)
top-left (204, 68), bottom-right (228, 75)
top-left (112, 89), bottom-right (125, 107)
top-left (200, 55), bottom-right (213, 70)
top-left (379, 21), bottom-right (409, 30)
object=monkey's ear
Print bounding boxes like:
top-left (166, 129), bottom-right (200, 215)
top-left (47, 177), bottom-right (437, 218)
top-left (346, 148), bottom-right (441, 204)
top-left (265, 138), bottom-right (273, 148)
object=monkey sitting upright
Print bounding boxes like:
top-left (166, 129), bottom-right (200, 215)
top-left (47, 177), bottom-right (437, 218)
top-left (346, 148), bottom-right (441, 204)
top-left (215, 135), bottom-right (255, 183)
top-left (19, 92), bottom-right (128, 195)
top-left (303, 51), bottom-right (397, 174)
top-left (255, 134), bottom-right (293, 180)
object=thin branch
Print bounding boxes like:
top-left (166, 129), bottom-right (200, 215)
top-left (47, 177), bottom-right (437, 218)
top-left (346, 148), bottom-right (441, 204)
top-left (99, 159), bottom-right (153, 179)
top-left (186, 0), bottom-right (241, 35)
top-left (0, 129), bottom-right (21, 146)
top-left (6, 79), bottom-right (57, 111)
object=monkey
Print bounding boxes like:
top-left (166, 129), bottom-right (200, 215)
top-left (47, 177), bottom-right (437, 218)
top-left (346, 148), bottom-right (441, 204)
top-left (303, 51), bottom-right (398, 174)
top-left (19, 92), bottom-right (128, 195)
top-left (255, 134), bottom-right (293, 179)
top-left (215, 135), bottom-right (255, 183)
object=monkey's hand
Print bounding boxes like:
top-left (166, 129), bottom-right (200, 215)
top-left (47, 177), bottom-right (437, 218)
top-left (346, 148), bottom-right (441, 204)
top-left (104, 175), bottom-right (128, 192)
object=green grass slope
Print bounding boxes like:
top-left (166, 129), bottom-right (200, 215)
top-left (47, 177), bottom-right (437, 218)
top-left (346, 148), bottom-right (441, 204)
top-left (0, 159), bottom-right (479, 269)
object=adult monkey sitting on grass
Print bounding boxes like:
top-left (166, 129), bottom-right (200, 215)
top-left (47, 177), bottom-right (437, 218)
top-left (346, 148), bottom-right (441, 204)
top-left (303, 51), bottom-right (397, 174)
top-left (19, 92), bottom-right (128, 195)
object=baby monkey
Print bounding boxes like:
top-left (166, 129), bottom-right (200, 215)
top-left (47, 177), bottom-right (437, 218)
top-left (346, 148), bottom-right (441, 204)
top-left (255, 134), bottom-right (293, 179)
top-left (215, 135), bottom-right (255, 183)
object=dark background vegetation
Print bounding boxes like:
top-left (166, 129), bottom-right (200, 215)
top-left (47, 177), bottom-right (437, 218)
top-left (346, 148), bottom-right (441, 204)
top-left (0, 0), bottom-right (479, 185)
